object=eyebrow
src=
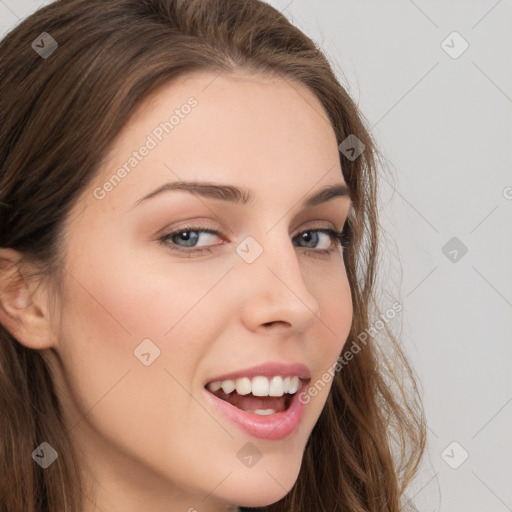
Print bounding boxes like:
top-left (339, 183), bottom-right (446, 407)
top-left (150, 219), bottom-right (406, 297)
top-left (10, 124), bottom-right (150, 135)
top-left (131, 180), bottom-right (351, 209)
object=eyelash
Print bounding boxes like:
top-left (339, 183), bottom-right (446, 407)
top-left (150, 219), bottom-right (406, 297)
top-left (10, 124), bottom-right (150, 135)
top-left (158, 224), bottom-right (350, 257)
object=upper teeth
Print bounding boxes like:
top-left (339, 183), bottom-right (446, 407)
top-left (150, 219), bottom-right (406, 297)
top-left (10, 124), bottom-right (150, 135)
top-left (207, 375), bottom-right (302, 397)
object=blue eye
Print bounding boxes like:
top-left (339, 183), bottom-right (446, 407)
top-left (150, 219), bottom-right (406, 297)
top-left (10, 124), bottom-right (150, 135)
top-left (293, 229), bottom-right (349, 253)
top-left (159, 225), bottom-right (349, 257)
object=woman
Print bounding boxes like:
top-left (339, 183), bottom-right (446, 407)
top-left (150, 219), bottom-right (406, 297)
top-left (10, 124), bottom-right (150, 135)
top-left (0, 0), bottom-right (426, 511)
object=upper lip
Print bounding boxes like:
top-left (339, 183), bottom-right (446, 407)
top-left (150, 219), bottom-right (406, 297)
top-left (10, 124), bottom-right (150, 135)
top-left (204, 361), bottom-right (311, 386)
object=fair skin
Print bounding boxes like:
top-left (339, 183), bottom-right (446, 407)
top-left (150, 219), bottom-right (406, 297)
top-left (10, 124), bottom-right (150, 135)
top-left (0, 70), bottom-right (352, 511)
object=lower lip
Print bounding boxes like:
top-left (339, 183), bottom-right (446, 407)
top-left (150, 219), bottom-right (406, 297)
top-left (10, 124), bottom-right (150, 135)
top-left (203, 382), bottom-right (309, 441)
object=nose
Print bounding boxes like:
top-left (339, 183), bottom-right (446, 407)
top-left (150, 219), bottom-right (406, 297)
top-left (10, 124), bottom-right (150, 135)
top-left (236, 230), bottom-right (321, 335)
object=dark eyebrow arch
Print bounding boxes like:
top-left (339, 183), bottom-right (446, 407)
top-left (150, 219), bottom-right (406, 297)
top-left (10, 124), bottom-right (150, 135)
top-left (131, 180), bottom-right (351, 209)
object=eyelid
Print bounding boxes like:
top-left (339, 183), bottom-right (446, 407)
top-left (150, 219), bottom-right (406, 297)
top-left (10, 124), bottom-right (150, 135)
top-left (295, 219), bottom-right (342, 232)
top-left (159, 218), bottom-right (345, 239)
top-left (156, 218), bottom-right (223, 238)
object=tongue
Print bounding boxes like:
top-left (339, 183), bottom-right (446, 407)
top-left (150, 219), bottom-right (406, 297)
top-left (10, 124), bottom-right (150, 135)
top-left (212, 388), bottom-right (289, 413)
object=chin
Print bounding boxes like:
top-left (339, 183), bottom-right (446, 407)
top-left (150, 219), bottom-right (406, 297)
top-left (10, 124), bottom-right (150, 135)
top-left (231, 488), bottom-right (291, 509)
top-left (219, 458), bottom-right (301, 509)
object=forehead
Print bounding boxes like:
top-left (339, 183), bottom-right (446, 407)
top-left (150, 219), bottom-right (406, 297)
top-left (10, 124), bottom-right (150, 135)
top-left (80, 70), bottom-right (344, 214)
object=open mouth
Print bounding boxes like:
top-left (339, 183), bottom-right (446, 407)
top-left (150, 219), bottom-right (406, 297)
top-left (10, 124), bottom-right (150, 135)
top-left (206, 386), bottom-right (294, 415)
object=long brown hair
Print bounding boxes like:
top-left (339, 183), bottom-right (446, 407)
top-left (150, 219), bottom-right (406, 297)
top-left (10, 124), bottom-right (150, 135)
top-left (0, 0), bottom-right (426, 510)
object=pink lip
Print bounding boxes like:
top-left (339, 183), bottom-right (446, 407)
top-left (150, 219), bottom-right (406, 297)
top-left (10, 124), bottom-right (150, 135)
top-left (204, 361), bottom-right (311, 385)
top-left (203, 379), bottom-right (309, 441)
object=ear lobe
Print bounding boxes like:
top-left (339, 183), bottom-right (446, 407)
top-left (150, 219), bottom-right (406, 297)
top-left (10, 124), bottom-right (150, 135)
top-left (0, 248), bottom-right (55, 350)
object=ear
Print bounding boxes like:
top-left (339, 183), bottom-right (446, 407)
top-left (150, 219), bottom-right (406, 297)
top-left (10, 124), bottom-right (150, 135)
top-left (0, 247), bottom-right (55, 350)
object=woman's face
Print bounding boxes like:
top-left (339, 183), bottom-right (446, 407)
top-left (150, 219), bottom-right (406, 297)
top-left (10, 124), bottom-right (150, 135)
top-left (46, 70), bottom-right (353, 511)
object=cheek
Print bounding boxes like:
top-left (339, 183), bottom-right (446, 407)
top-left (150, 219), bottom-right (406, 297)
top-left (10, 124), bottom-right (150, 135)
top-left (54, 253), bottom-right (229, 472)
top-left (56, 244), bottom-right (232, 410)
top-left (61, 239), bottom-right (223, 343)
top-left (307, 257), bottom-right (352, 347)
top-left (300, 260), bottom-right (352, 410)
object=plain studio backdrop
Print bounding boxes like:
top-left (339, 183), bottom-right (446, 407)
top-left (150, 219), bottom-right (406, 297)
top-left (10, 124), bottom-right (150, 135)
top-left (1, 1), bottom-right (511, 511)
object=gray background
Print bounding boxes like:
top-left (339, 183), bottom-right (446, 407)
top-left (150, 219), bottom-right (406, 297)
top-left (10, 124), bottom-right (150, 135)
top-left (1, 1), bottom-right (511, 510)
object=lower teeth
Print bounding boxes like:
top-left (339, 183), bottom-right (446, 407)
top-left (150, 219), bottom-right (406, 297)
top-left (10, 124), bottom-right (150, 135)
top-left (247, 408), bottom-right (276, 415)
